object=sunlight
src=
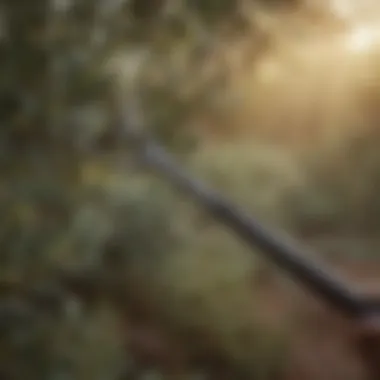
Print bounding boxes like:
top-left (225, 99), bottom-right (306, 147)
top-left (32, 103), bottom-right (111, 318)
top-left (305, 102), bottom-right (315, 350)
top-left (344, 25), bottom-right (380, 53)
top-left (330, 0), bottom-right (379, 20)
top-left (199, 0), bottom-right (380, 144)
top-left (330, 0), bottom-right (355, 18)
top-left (329, 0), bottom-right (380, 53)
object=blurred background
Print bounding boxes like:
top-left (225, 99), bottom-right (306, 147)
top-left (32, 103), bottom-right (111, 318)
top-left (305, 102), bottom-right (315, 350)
top-left (1, 0), bottom-right (380, 379)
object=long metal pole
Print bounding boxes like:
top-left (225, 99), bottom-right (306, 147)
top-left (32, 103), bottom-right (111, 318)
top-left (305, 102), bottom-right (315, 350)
top-left (132, 137), bottom-right (367, 318)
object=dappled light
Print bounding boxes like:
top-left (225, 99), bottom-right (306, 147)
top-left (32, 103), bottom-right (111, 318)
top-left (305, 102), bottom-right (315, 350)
top-left (344, 25), bottom-right (380, 53)
top-left (204, 0), bottom-right (380, 149)
top-left (3, 1), bottom-right (380, 379)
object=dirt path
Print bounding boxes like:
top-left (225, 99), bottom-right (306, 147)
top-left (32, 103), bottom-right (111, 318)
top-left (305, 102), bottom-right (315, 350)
top-left (254, 258), bottom-right (380, 380)
top-left (124, 255), bottom-right (380, 379)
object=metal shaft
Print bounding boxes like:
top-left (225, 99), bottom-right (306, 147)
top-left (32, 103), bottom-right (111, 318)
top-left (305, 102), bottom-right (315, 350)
top-left (138, 138), bottom-right (367, 317)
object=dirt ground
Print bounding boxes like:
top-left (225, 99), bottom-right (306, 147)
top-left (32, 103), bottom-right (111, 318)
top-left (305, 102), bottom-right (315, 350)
top-left (125, 256), bottom-right (380, 380)
top-left (256, 257), bottom-right (380, 380)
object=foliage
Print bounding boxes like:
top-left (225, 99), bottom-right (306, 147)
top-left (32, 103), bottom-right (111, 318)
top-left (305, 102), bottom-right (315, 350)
top-left (4, 0), bottom-right (380, 379)
top-left (0, 1), bottom-right (294, 379)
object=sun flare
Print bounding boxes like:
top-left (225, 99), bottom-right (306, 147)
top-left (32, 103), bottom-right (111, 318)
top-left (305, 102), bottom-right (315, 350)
top-left (218, 0), bottom-right (380, 145)
top-left (344, 25), bottom-right (380, 53)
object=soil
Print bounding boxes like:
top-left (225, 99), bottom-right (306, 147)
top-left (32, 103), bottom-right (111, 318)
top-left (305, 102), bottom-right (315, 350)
top-left (124, 256), bottom-right (380, 380)
top-left (258, 257), bottom-right (380, 380)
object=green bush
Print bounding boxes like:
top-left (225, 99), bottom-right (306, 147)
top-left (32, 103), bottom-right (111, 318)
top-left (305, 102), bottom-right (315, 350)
top-left (0, 1), bottom-right (292, 379)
